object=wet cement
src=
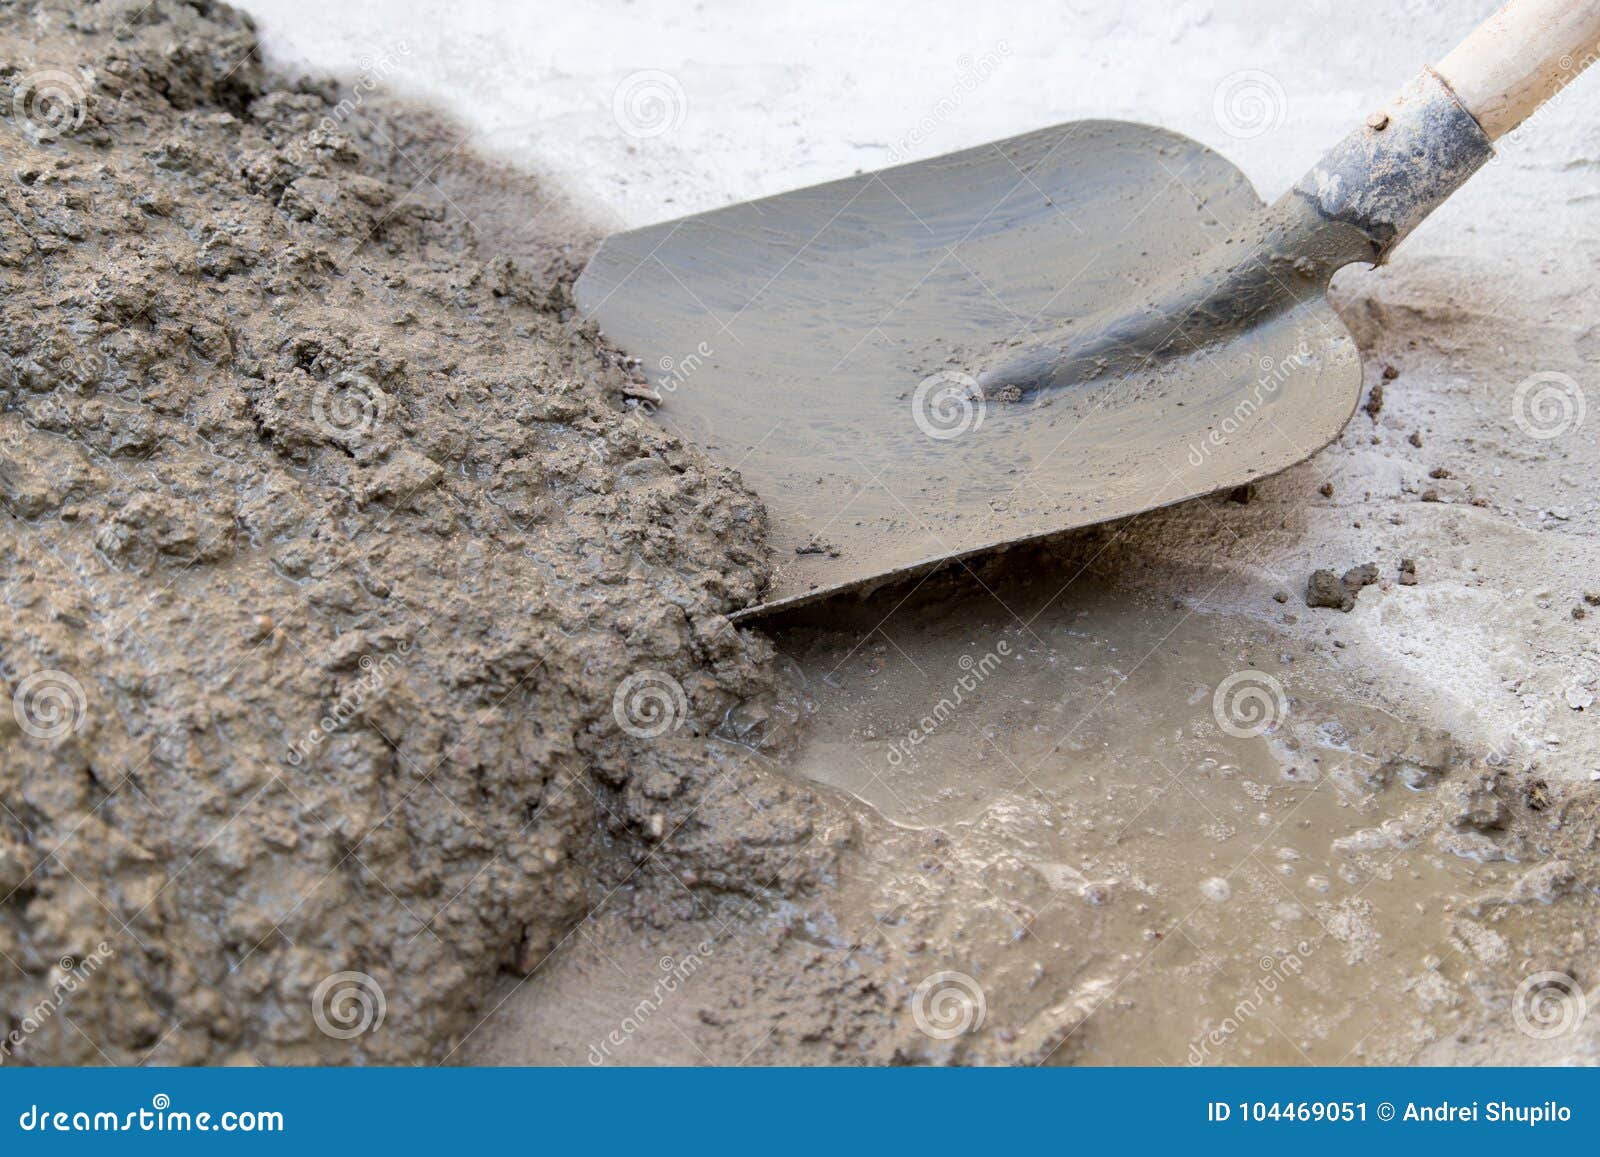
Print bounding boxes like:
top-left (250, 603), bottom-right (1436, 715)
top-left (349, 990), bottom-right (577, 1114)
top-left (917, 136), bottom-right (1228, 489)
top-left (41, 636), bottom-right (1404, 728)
top-left (779, 564), bottom-right (1599, 1063)
top-left (0, 0), bottom-right (843, 1065)
top-left (471, 547), bottom-right (1600, 1065)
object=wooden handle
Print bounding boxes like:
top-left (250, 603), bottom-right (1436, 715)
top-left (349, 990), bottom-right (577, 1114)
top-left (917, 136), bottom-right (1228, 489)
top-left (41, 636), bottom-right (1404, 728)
top-left (1436, 0), bottom-right (1600, 139)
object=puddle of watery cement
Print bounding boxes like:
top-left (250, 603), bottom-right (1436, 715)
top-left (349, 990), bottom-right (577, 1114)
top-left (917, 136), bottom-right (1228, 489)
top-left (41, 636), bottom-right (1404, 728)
top-left (465, 558), bottom-right (1597, 1067)
top-left (773, 569), bottom-right (1597, 1064)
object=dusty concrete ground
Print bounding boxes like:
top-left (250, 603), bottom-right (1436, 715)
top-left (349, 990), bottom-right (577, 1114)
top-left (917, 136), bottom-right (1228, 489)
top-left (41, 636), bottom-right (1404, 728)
top-left (2, 0), bottom-right (1597, 1066)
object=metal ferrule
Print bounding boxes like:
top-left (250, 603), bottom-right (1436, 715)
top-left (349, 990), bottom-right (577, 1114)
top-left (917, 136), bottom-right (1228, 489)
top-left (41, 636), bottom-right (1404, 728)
top-left (1293, 67), bottom-right (1494, 261)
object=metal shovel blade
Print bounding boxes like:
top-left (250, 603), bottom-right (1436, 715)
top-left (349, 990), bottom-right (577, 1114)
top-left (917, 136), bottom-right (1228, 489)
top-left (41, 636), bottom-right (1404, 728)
top-left (576, 121), bottom-right (1363, 617)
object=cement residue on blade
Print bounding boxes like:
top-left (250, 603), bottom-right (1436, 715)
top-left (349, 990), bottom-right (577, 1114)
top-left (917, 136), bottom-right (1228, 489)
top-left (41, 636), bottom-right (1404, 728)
top-left (577, 118), bottom-right (1363, 612)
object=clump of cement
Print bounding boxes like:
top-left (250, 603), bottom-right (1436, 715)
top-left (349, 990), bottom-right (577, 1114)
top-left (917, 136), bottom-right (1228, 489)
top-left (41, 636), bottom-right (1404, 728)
top-left (0, 0), bottom-right (840, 1064)
top-left (1305, 561), bottom-right (1380, 612)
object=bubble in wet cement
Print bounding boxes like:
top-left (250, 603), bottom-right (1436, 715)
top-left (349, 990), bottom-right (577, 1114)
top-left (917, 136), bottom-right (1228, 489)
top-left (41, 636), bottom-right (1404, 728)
top-left (1200, 876), bottom-right (1232, 902)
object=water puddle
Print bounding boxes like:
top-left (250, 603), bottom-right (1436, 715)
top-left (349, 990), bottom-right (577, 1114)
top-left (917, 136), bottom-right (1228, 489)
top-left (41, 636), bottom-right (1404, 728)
top-left (775, 573), bottom-right (1597, 1064)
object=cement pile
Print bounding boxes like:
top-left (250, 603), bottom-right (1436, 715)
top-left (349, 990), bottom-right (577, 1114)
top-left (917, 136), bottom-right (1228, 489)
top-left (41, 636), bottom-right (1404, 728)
top-left (0, 0), bottom-right (839, 1064)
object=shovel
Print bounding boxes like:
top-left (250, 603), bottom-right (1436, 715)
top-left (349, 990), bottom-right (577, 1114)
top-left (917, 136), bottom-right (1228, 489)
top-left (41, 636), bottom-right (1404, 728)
top-left (577, 0), bottom-right (1600, 618)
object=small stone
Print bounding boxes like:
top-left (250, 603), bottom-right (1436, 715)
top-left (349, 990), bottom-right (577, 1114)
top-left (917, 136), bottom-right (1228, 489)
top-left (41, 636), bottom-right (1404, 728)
top-left (1367, 111), bottom-right (1390, 131)
top-left (1398, 558), bottom-right (1417, 586)
top-left (1408, 431), bottom-right (1422, 448)
top-left (1382, 364), bottom-right (1399, 380)
top-left (1272, 590), bottom-right (1289, 604)
top-left (1341, 562), bottom-right (1379, 590)
top-left (1364, 382), bottom-right (1384, 419)
top-left (1421, 489), bottom-right (1440, 502)
top-left (1306, 569), bottom-right (1354, 612)
top-left (1318, 481), bottom-right (1334, 498)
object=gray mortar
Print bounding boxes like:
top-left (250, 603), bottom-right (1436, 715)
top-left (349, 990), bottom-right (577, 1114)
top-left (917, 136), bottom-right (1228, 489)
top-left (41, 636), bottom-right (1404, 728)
top-left (0, 0), bottom-right (844, 1064)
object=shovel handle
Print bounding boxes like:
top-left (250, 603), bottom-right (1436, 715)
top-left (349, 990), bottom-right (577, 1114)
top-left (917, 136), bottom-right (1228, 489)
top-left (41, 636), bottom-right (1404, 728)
top-left (1436, 0), bottom-right (1600, 140)
top-left (978, 2), bottom-right (1600, 398)
top-left (1284, 0), bottom-right (1600, 263)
